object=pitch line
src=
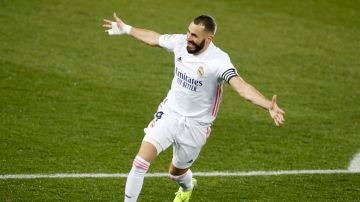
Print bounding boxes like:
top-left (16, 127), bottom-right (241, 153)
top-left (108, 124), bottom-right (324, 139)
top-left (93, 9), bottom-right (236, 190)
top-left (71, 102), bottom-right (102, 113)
top-left (1, 170), bottom-right (359, 180)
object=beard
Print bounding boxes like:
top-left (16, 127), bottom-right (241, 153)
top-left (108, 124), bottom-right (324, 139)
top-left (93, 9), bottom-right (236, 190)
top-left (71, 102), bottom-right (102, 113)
top-left (186, 39), bottom-right (206, 54)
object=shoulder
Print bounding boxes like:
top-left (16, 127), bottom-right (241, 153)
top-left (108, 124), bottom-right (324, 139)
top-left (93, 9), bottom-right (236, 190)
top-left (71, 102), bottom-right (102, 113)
top-left (159, 34), bottom-right (186, 52)
top-left (206, 45), bottom-right (237, 79)
top-left (160, 34), bottom-right (186, 43)
top-left (208, 46), bottom-right (232, 66)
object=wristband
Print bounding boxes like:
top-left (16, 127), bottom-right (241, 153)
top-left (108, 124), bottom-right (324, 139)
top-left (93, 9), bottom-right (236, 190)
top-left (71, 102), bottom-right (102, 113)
top-left (122, 23), bottom-right (132, 35)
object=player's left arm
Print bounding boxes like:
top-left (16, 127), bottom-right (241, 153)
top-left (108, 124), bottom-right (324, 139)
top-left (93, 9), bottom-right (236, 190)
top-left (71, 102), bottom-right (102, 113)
top-left (229, 76), bottom-right (285, 126)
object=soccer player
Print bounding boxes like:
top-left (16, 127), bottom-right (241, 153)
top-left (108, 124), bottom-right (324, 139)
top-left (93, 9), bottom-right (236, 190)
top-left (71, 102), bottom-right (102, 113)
top-left (103, 13), bottom-right (285, 202)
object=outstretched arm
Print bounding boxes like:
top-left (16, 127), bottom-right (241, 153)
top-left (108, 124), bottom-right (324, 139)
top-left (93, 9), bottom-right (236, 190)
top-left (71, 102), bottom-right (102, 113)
top-left (229, 76), bottom-right (285, 126)
top-left (103, 13), bottom-right (161, 46)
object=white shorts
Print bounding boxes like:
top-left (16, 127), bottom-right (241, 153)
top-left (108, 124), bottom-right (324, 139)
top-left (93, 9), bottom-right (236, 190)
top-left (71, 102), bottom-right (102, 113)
top-left (143, 108), bottom-right (211, 169)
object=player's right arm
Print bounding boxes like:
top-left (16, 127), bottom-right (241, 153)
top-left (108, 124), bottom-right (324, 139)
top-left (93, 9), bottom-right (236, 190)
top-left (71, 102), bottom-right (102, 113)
top-left (229, 76), bottom-right (285, 126)
top-left (103, 13), bottom-right (160, 47)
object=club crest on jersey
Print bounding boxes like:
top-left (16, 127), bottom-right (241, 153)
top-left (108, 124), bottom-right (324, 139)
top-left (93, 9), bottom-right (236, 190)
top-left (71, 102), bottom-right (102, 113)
top-left (197, 66), bottom-right (205, 77)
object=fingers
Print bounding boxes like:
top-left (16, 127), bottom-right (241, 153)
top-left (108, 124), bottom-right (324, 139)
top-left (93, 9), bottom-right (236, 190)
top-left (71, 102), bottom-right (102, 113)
top-left (270, 95), bottom-right (277, 109)
top-left (272, 95), bottom-right (277, 102)
top-left (103, 19), bottom-right (112, 29)
top-left (279, 113), bottom-right (285, 122)
top-left (269, 95), bottom-right (285, 126)
top-left (103, 14), bottom-right (123, 35)
top-left (274, 104), bottom-right (285, 115)
top-left (270, 107), bottom-right (285, 126)
top-left (103, 19), bottom-right (112, 24)
top-left (278, 107), bottom-right (285, 114)
top-left (103, 24), bottom-right (111, 29)
top-left (273, 115), bottom-right (281, 126)
top-left (113, 12), bottom-right (121, 22)
top-left (274, 113), bottom-right (285, 126)
top-left (103, 12), bottom-right (123, 26)
top-left (277, 114), bottom-right (285, 125)
top-left (274, 118), bottom-right (280, 126)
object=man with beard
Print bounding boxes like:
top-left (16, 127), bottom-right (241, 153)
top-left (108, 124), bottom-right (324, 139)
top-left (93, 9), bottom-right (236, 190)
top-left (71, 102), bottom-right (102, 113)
top-left (103, 13), bottom-right (285, 202)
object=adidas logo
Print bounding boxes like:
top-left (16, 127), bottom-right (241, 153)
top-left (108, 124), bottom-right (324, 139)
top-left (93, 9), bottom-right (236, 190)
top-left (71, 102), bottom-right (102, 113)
top-left (177, 57), bottom-right (182, 62)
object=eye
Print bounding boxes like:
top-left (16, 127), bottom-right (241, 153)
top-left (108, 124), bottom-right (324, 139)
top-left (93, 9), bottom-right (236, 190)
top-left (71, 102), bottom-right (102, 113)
top-left (192, 33), bottom-right (198, 38)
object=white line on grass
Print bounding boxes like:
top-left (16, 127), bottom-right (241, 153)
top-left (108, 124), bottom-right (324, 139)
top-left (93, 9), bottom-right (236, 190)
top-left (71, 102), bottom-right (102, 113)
top-left (1, 170), bottom-right (359, 180)
top-left (2, 152), bottom-right (360, 180)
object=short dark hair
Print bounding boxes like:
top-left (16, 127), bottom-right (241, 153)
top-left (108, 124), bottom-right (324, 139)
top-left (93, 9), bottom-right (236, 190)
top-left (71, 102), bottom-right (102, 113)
top-left (193, 15), bottom-right (217, 34)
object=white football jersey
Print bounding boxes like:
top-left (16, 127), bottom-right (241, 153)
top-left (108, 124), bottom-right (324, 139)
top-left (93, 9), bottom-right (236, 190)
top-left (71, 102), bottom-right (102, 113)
top-left (158, 34), bottom-right (239, 124)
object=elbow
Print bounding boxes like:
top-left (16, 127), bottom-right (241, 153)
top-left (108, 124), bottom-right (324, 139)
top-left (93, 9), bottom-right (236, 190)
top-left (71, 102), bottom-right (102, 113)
top-left (148, 40), bottom-right (159, 47)
top-left (147, 32), bottom-right (160, 47)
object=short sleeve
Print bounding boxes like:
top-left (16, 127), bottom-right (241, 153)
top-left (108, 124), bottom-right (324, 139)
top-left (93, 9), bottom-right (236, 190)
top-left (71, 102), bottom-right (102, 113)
top-left (158, 34), bottom-right (185, 52)
top-left (216, 54), bottom-right (239, 82)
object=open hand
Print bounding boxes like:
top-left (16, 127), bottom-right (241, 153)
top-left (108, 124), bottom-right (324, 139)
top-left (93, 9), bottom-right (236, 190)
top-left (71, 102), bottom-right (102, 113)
top-left (103, 12), bottom-right (131, 35)
top-left (269, 95), bottom-right (285, 126)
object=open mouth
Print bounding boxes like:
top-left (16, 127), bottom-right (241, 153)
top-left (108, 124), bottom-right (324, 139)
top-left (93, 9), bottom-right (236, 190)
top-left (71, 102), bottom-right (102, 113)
top-left (187, 41), bottom-right (196, 47)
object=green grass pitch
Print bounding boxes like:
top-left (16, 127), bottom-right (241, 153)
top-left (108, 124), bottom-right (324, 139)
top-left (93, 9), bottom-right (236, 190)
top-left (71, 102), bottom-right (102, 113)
top-left (1, 0), bottom-right (359, 201)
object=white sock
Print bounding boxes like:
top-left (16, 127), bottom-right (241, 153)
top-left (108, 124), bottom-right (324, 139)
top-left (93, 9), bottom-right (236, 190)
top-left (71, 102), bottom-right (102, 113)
top-left (169, 169), bottom-right (193, 191)
top-left (124, 156), bottom-right (150, 202)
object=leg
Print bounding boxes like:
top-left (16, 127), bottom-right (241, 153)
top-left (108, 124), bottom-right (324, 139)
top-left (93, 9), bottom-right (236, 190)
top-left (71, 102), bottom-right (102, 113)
top-left (124, 141), bottom-right (157, 202)
top-left (169, 163), bottom-right (194, 191)
top-left (169, 163), bottom-right (189, 176)
top-left (137, 141), bottom-right (158, 162)
top-left (169, 163), bottom-right (197, 202)
top-left (124, 106), bottom-right (176, 201)
top-left (170, 121), bottom-right (210, 201)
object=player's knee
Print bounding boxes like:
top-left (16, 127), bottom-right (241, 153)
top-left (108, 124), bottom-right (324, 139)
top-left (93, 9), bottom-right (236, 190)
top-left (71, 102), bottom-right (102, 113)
top-left (168, 169), bottom-right (189, 181)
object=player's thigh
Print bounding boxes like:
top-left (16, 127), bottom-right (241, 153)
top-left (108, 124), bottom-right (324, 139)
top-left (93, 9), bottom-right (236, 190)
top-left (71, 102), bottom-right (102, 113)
top-left (143, 111), bottom-right (175, 155)
top-left (172, 124), bottom-right (210, 169)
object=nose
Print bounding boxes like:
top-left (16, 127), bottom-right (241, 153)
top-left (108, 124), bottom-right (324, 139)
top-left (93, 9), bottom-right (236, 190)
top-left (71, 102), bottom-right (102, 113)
top-left (186, 32), bottom-right (192, 41)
